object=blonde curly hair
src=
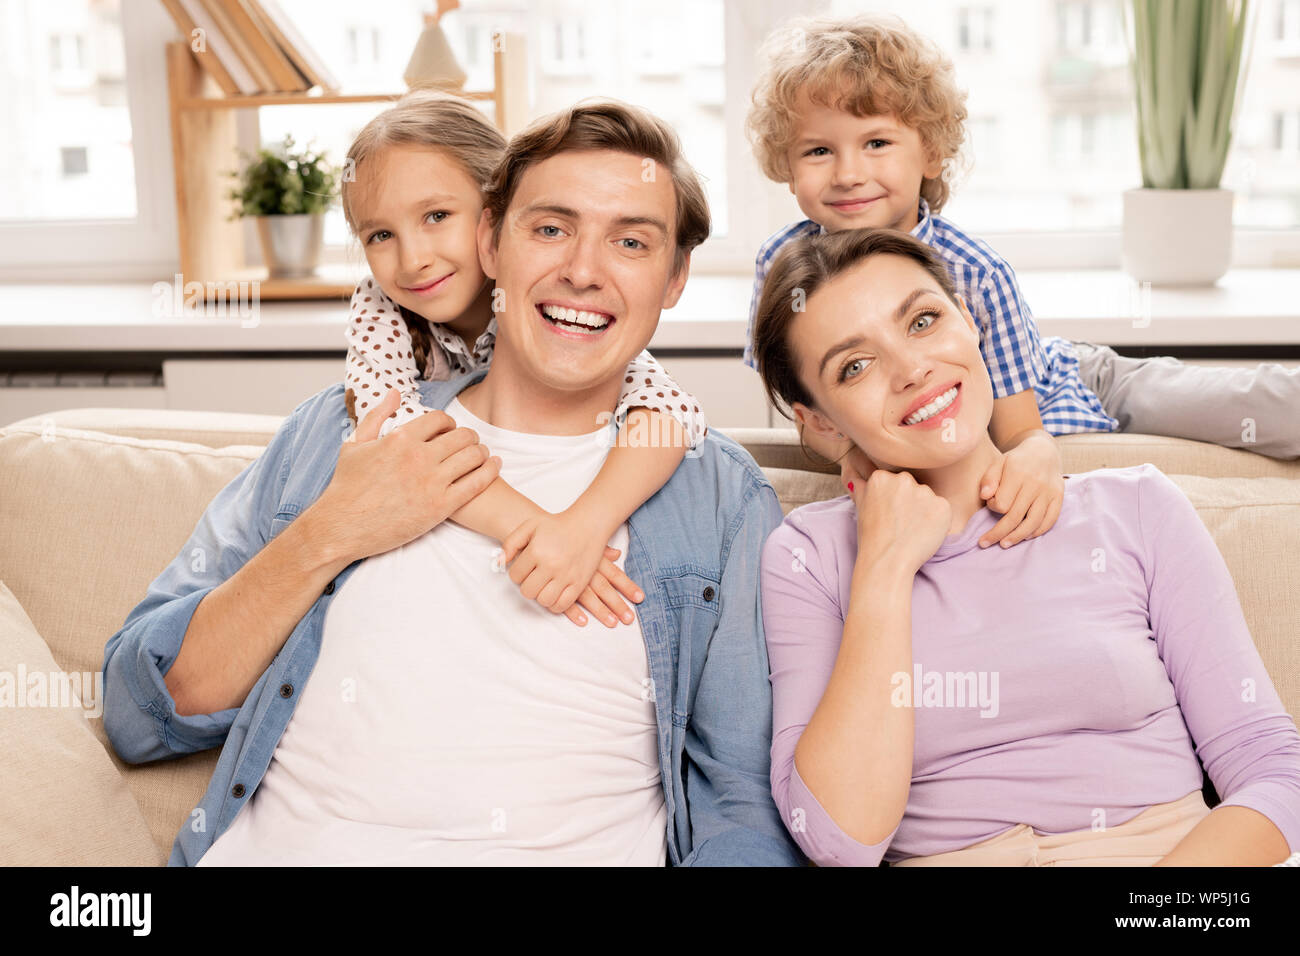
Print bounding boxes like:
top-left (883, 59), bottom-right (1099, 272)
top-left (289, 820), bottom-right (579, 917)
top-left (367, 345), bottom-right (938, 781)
top-left (746, 13), bottom-right (968, 213)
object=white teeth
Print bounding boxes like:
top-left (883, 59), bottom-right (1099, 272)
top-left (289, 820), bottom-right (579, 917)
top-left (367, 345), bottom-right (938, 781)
top-left (904, 386), bottom-right (958, 425)
top-left (541, 304), bottom-right (611, 330)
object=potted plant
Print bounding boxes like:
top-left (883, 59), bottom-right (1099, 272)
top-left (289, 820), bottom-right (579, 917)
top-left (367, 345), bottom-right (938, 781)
top-left (228, 135), bottom-right (339, 279)
top-left (1122, 0), bottom-right (1252, 285)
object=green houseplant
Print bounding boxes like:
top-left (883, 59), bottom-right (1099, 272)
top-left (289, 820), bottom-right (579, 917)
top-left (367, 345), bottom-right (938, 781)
top-left (1122, 0), bottom-right (1252, 285)
top-left (228, 135), bottom-right (339, 279)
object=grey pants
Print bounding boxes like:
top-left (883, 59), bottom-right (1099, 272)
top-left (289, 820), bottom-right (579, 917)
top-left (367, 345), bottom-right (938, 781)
top-left (1070, 341), bottom-right (1300, 460)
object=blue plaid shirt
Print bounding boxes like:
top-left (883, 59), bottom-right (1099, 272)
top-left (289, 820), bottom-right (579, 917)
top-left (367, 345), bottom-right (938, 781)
top-left (743, 200), bottom-right (1119, 436)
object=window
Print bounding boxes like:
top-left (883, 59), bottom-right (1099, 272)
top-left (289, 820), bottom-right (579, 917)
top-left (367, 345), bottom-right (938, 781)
top-left (346, 26), bottom-right (381, 65)
top-left (967, 116), bottom-right (999, 166)
top-left (263, 0), bottom-right (745, 264)
top-left (0, 0), bottom-right (178, 279)
top-left (1275, 111), bottom-right (1300, 152)
top-left (827, 0), bottom-right (1300, 253)
top-left (4, 0), bottom-right (1295, 279)
top-left (957, 6), bottom-right (995, 52)
top-left (1277, 0), bottom-right (1300, 47)
top-left (540, 18), bottom-right (591, 75)
top-left (60, 146), bottom-right (89, 176)
top-left (2, 9), bottom-right (132, 219)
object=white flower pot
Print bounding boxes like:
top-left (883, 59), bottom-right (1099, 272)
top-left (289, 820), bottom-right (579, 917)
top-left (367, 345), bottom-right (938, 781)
top-left (1121, 188), bottom-right (1233, 286)
top-left (255, 214), bottom-right (324, 279)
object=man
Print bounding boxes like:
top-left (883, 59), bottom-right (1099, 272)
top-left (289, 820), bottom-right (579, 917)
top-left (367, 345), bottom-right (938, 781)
top-left (102, 101), bottom-right (804, 867)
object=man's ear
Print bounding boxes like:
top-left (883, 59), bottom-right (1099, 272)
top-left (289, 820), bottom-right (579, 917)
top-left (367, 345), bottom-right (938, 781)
top-left (662, 250), bottom-right (691, 310)
top-left (476, 207), bottom-right (499, 280)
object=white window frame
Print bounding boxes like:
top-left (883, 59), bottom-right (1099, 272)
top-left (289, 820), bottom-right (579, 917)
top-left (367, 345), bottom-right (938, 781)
top-left (0, 0), bottom-right (179, 281)
top-left (690, 0), bottom-right (824, 274)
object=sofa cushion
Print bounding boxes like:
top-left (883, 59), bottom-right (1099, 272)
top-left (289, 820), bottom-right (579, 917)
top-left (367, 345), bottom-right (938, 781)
top-left (0, 422), bottom-right (249, 859)
top-left (0, 579), bottom-right (162, 865)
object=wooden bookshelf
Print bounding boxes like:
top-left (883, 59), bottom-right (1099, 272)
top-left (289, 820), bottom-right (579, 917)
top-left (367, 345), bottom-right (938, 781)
top-left (165, 35), bottom-right (527, 301)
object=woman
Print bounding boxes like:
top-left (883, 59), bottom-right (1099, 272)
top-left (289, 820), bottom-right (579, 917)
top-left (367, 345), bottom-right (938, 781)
top-left (753, 228), bottom-right (1300, 866)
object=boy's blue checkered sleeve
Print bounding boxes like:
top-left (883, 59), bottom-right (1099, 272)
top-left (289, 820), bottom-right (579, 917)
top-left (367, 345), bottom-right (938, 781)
top-left (976, 261), bottom-right (1050, 399)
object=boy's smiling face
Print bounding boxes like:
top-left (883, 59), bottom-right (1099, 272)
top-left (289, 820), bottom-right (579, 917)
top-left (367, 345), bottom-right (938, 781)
top-left (786, 93), bottom-right (943, 234)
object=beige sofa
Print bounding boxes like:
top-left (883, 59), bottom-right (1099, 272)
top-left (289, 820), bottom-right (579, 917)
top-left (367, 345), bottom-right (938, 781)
top-left (2, 405), bottom-right (1298, 866)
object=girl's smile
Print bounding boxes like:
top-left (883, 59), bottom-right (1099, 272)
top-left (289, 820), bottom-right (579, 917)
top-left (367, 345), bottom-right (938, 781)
top-left (403, 271), bottom-right (456, 296)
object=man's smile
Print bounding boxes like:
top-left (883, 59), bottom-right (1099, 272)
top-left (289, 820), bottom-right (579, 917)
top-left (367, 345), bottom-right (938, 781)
top-left (536, 300), bottom-right (617, 338)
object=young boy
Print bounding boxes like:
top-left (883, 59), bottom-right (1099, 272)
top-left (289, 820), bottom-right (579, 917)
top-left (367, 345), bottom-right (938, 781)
top-left (744, 13), bottom-right (1300, 547)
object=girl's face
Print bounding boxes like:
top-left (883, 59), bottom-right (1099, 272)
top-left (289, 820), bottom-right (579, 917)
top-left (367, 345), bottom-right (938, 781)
top-left (789, 252), bottom-right (994, 473)
top-left (352, 145), bottom-right (490, 323)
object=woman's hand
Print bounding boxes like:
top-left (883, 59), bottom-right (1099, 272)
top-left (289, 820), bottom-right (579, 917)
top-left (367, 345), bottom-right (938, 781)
top-left (839, 443), bottom-right (877, 489)
top-left (843, 461), bottom-right (952, 577)
top-left (976, 432), bottom-right (1065, 549)
top-left (497, 513), bottom-right (645, 628)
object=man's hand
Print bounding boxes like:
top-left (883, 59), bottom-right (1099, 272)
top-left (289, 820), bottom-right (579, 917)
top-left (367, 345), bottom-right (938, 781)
top-left (976, 431), bottom-right (1065, 549)
top-left (309, 388), bottom-right (503, 563)
top-left (497, 512), bottom-right (645, 628)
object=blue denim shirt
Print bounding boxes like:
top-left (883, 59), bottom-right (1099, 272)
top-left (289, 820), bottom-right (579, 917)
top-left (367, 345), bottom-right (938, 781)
top-left (102, 368), bottom-right (805, 867)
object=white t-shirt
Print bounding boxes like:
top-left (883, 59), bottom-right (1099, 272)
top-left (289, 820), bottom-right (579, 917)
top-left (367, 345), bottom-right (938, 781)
top-left (198, 397), bottom-right (667, 866)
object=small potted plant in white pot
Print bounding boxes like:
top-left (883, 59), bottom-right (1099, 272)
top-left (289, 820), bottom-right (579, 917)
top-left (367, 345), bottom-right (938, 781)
top-left (1122, 0), bottom-right (1253, 286)
top-left (228, 135), bottom-right (339, 279)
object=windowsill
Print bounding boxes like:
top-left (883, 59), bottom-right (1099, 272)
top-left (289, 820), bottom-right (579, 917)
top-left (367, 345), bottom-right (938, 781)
top-left (1, 267), bottom-right (1299, 353)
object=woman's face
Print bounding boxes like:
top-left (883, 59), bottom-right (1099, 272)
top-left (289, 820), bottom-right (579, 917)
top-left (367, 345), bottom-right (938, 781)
top-left (789, 252), bottom-right (995, 473)
top-left (351, 145), bottom-right (489, 323)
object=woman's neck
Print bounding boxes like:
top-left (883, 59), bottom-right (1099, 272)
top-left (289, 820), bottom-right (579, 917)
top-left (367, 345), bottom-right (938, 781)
top-left (900, 435), bottom-right (1004, 535)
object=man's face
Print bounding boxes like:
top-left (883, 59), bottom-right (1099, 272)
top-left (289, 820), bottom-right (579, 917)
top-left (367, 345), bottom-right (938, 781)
top-left (477, 149), bottom-right (688, 399)
top-left (786, 93), bottom-right (942, 234)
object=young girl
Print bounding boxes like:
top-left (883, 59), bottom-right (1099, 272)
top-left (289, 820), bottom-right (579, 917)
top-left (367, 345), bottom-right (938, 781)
top-left (338, 90), bottom-right (709, 629)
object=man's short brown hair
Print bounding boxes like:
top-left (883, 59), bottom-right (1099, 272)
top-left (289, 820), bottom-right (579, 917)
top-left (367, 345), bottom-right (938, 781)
top-left (482, 99), bottom-right (711, 275)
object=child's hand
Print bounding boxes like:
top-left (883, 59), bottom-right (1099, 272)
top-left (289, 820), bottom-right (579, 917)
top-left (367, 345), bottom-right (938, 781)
top-left (977, 432), bottom-right (1065, 549)
top-left (496, 513), bottom-right (645, 628)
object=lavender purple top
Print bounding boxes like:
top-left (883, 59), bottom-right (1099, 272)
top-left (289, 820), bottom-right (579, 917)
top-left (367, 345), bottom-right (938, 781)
top-left (760, 464), bottom-right (1300, 866)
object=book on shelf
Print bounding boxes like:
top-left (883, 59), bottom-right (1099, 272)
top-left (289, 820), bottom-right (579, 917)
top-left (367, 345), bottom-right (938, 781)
top-left (209, 0), bottom-right (309, 92)
top-left (246, 0), bottom-right (340, 92)
top-left (157, 0), bottom-right (247, 93)
top-left (159, 0), bottom-right (339, 95)
top-left (195, 0), bottom-right (275, 91)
